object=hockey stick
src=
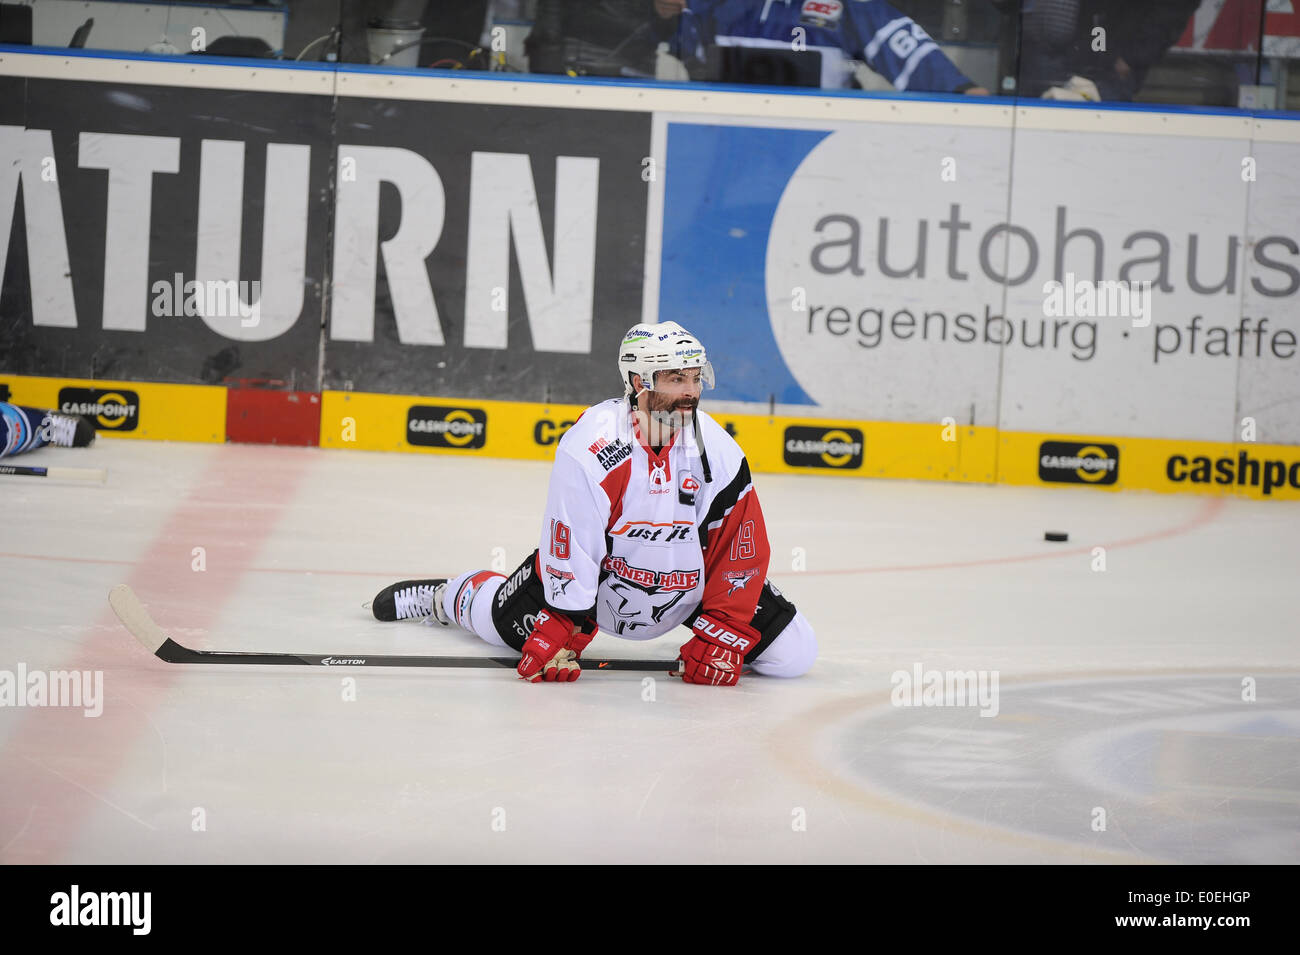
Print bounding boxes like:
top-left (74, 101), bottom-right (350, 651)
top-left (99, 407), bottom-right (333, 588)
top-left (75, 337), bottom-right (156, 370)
top-left (108, 584), bottom-right (678, 672)
top-left (1, 464), bottom-right (106, 482)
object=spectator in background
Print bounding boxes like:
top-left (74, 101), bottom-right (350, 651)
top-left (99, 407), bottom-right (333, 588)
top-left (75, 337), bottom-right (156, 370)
top-left (655, 0), bottom-right (990, 94)
top-left (1017, 0), bottom-right (1200, 101)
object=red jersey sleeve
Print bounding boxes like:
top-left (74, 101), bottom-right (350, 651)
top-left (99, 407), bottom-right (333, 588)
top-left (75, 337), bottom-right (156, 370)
top-left (698, 459), bottom-right (770, 644)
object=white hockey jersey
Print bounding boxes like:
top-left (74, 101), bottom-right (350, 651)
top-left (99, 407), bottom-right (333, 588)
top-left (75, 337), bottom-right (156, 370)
top-left (536, 398), bottom-right (770, 644)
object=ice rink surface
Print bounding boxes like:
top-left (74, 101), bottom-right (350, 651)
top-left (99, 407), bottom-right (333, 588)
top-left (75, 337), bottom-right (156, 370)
top-left (2, 438), bottom-right (1297, 864)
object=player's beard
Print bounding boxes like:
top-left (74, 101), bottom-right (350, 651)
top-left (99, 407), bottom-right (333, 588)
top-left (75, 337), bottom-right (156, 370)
top-left (644, 390), bottom-right (697, 446)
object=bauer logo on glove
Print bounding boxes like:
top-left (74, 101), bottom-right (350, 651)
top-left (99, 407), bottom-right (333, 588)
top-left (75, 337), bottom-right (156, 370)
top-left (674, 613), bottom-right (756, 686)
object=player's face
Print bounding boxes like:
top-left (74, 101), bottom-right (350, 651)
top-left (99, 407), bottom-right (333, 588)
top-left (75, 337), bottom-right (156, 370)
top-left (651, 369), bottom-right (701, 406)
top-left (636, 369), bottom-right (701, 439)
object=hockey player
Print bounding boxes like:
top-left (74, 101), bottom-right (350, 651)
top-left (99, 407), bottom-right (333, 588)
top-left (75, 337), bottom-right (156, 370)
top-left (655, 0), bottom-right (989, 94)
top-left (0, 402), bottom-right (95, 458)
top-left (369, 322), bottom-right (817, 686)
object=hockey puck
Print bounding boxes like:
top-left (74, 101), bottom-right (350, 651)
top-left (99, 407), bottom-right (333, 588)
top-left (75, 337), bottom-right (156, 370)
top-left (1044, 531), bottom-right (1069, 542)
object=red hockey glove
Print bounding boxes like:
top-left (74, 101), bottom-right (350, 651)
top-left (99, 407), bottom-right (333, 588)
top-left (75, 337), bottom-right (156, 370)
top-left (517, 609), bottom-right (596, 683)
top-left (674, 614), bottom-right (754, 686)
top-left (543, 623), bottom-right (595, 682)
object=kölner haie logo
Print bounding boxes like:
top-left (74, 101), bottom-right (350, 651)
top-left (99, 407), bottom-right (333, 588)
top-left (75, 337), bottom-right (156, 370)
top-left (407, 406), bottom-right (487, 449)
top-left (1038, 440), bottom-right (1119, 485)
top-left (57, 387), bottom-right (139, 431)
top-left (783, 425), bottom-right (864, 469)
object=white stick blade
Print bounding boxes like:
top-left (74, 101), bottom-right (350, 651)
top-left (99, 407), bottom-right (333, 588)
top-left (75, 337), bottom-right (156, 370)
top-left (108, 584), bottom-right (168, 654)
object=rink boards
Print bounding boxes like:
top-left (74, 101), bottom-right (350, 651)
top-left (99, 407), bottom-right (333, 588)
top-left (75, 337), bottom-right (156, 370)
top-left (4, 372), bottom-right (1296, 500)
top-left (2, 52), bottom-right (1299, 500)
top-left (0, 374), bottom-right (224, 443)
top-left (318, 388), bottom-right (1300, 501)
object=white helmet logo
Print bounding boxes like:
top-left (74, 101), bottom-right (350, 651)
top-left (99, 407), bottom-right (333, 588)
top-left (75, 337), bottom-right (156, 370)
top-left (618, 322), bottom-right (716, 397)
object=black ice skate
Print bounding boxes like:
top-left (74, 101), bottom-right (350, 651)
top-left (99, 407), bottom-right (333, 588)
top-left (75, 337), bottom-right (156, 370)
top-left (369, 579), bottom-right (449, 624)
top-left (41, 411), bottom-right (96, 447)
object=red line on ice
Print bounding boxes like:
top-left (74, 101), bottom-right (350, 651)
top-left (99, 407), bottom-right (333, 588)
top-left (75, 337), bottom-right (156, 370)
top-left (0, 445), bottom-right (312, 862)
top-left (806, 494), bottom-right (1228, 575)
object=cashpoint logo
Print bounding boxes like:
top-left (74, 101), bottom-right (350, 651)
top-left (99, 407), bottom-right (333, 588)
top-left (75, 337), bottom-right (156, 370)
top-left (407, 406), bottom-right (487, 449)
top-left (783, 426), bottom-right (864, 469)
top-left (533, 418), bottom-right (575, 446)
top-left (57, 388), bottom-right (139, 431)
top-left (1166, 450), bottom-right (1300, 496)
top-left (1038, 441), bottom-right (1119, 485)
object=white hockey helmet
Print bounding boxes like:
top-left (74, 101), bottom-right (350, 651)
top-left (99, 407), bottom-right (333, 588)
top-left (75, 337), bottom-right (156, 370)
top-left (618, 322), bottom-right (715, 397)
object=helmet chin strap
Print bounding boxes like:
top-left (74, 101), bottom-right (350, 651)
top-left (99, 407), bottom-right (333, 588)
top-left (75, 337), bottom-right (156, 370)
top-left (692, 408), bottom-right (712, 483)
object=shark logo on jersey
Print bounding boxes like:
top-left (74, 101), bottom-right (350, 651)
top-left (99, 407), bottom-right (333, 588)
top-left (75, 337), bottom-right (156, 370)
top-left (599, 556), bottom-right (701, 634)
top-left (724, 570), bottom-right (756, 596)
top-left (545, 563), bottom-right (576, 599)
top-left (604, 579), bottom-right (690, 634)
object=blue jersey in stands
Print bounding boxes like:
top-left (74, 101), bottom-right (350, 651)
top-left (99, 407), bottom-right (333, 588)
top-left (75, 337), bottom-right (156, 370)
top-left (670, 0), bottom-right (974, 92)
